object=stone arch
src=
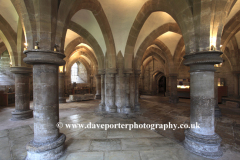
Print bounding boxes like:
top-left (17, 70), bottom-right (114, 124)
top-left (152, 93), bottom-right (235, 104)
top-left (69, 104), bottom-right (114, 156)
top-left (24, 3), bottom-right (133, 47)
top-left (66, 57), bottom-right (91, 76)
top-left (0, 42), bottom-right (7, 55)
top-left (64, 37), bottom-right (91, 59)
top-left (124, 0), bottom-right (195, 69)
top-left (66, 47), bottom-right (98, 74)
top-left (0, 15), bottom-right (17, 66)
top-left (68, 21), bottom-right (104, 70)
top-left (56, 0), bottom-right (116, 69)
top-left (173, 37), bottom-right (185, 71)
top-left (134, 23), bottom-right (180, 72)
top-left (11, 0), bottom-right (37, 49)
top-left (141, 48), bottom-right (168, 76)
top-left (154, 72), bottom-right (165, 94)
top-left (221, 10), bottom-right (240, 51)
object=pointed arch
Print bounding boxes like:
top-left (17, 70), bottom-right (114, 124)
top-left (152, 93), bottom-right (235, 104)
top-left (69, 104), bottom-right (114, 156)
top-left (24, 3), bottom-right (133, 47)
top-left (124, 0), bottom-right (194, 70)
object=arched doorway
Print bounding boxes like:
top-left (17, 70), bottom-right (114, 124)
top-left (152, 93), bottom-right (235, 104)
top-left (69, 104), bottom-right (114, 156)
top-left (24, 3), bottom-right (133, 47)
top-left (158, 76), bottom-right (166, 96)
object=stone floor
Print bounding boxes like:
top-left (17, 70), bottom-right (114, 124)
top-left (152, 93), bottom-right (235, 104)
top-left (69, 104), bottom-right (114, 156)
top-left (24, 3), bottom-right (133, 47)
top-left (0, 96), bottom-right (240, 160)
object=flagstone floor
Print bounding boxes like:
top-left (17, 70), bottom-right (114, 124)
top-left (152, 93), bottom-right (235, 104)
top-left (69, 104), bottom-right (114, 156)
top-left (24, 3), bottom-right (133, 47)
top-left (0, 96), bottom-right (240, 160)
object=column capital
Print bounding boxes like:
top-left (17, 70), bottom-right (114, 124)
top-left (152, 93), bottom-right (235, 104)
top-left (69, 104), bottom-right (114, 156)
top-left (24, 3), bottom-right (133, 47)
top-left (59, 72), bottom-right (65, 77)
top-left (23, 50), bottom-right (66, 66)
top-left (10, 67), bottom-right (32, 74)
top-left (95, 74), bottom-right (101, 78)
top-left (98, 69), bottom-right (105, 75)
top-left (184, 51), bottom-right (222, 66)
top-left (168, 73), bottom-right (178, 77)
top-left (105, 68), bottom-right (117, 74)
top-left (124, 68), bottom-right (133, 74)
top-left (134, 70), bottom-right (141, 75)
top-left (184, 51), bottom-right (223, 72)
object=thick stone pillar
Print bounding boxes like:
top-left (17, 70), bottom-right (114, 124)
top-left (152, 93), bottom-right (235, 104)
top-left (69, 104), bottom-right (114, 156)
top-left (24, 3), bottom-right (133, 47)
top-left (95, 74), bottom-right (101, 99)
top-left (59, 72), bottom-right (66, 103)
top-left (24, 50), bottom-right (66, 160)
top-left (124, 73), bottom-right (131, 114)
top-left (99, 70), bottom-right (105, 111)
top-left (214, 72), bottom-right (221, 117)
top-left (134, 70), bottom-right (141, 112)
top-left (183, 51), bottom-right (223, 159)
top-left (105, 69), bottom-right (117, 113)
top-left (169, 74), bottom-right (179, 103)
top-left (10, 67), bottom-right (33, 121)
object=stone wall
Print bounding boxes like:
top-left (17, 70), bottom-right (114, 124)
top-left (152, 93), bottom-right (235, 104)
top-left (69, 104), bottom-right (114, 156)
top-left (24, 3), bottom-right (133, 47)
top-left (141, 59), bottom-right (165, 95)
top-left (0, 51), bottom-right (15, 92)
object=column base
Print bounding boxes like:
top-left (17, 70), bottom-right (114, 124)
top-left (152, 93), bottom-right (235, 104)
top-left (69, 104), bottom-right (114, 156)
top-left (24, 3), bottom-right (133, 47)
top-left (95, 94), bottom-right (101, 99)
top-left (99, 103), bottom-right (105, 112)
top-left (59, 97), bottom-right (66, 103)
top-left (105, 105), bottom-right (117, 113)
top-left (184, 129), bottom-right (222, 159)
top-left (215, 105), bottom-right (221, 117)
top-left (11, 110), bottom-right (33, 121)
top-left (26, 133), bottom-right (66, 160)
top-left (169, 96), bottom-right (179, 103)
top-left (123, 106), bottom-right (132, 114)
top-left (134, 104), bottom-right (141, 112)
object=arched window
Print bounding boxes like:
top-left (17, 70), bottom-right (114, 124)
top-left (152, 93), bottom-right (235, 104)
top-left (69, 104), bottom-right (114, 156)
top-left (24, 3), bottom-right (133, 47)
top-left (71, 63), bottom-right (78, 83)
top-left (71, 62), bottom-right (88, 84)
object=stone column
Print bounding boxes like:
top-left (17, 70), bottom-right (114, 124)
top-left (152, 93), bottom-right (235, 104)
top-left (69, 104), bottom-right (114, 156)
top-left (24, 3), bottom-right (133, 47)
top-left (169, 74), bottom-right (179, 103)
top-left (165, 76), bottom-right (170, 96)
top-left (145, 68), bottom-right (150, 94)
top-left (183, 51), bottom-right (223, 159)
top-left (95, 74), bottom-right (101, 99)
top-left (105, 69), bottom-right (117, 113)
top-left (99, 70), bottom-right (105, 111)
top-left (59, 72), bottom-right (66, 103)
top-left (233, 72), bottom-right (239, 97)
top-left (134, 70), bottom-right (141, 112)
top-left (124, 73), bottom-right (131, 114)
top-left (90, 75), bottom-right (93, 93)
top-left (24, 50), bottom-right (66, 160)
top-left (10, 67), bottom-right (33, 121)
top-left (214, 72), bottom-right (221, 117)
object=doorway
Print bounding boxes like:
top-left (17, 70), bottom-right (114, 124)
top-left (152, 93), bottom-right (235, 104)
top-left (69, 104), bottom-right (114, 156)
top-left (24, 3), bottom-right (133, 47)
top-left (158, 76), bottom-right (166, 96)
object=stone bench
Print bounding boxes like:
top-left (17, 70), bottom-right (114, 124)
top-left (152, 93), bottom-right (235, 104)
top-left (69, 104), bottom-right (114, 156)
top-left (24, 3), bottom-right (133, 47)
top-left (222, 97), bottom-right (240, 108)
top-left (69, 94), bottom-right (95, 102)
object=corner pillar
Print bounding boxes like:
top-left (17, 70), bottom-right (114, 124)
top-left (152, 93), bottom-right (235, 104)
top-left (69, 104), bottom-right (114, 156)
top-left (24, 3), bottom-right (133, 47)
top-left (24, 50), bottom-right (66, 160)
top-left (10, 67), bottom-right (33, 120)
top-left (183, 51), bottom-right (223, 159)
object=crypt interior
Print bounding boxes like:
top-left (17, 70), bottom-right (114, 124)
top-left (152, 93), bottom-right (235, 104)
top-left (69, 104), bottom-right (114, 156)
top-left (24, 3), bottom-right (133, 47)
top-left (0, 0), bottom-right (240, 159)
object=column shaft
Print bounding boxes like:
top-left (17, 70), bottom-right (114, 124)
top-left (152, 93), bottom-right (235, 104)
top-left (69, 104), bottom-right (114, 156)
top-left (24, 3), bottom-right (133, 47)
top-left (169, 74), bottom-right (179, 103)
top-left (105, 73), bottom-right (116, 113)
top-left (95, 74), bottom-right (101, 99)
top-left (59, 72), bottom-right (66, 103)
top-left (134, 72), bottom-right (141, 112)
top-left (214, 73), bottom-right (221, 117)
top-left (124, 73), bottom-right (131, 113)
top-left (99, 74), bottom-right (105, 111)
top-left (11, 67), bottom-right (33, 120)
